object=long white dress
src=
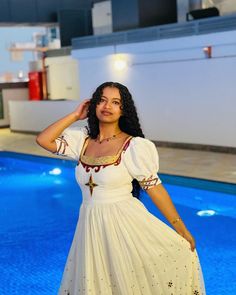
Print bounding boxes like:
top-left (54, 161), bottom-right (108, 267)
top-left (54, 127), bottom-right (205, 295)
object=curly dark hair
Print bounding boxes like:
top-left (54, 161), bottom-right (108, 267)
top-left (86, 81), bottom-right (145, 199)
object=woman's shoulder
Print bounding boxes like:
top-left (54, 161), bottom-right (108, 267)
top-left (123, 135), bottom-right (161, 183)
top-left (62, 126), bottom-right (89, 143)
top-left (123, 135), bottom-right (158, 160)
top-left (129, 136), bottom-right (156, 149)
top-left (64, 125), bottom-right (88, 136)
top-left (54, 126), bottom-right (88, 159)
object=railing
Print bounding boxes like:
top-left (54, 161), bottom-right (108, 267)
top-left (72, 14), bottom-right (236, 50)
top-left (46, 46), bottom-right (71, 58)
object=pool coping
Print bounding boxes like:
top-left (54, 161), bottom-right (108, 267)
top-left (1, 150), bottom-right (236, 196)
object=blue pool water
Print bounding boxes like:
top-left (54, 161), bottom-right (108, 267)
top-left (0, 151), bottom-right (236, 295)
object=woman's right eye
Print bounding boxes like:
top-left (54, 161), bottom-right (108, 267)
top-left (99, 98), bottom-right (106, 103)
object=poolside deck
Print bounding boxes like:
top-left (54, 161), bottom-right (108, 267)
top-left (0, 127), bottom-right (235, 184)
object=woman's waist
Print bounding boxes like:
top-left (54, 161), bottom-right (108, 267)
top-left (81, 188), bottom-right (133, 204)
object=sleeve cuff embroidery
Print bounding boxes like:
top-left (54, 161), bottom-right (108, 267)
top-left (139, 175), bottom-right (160, 190)
top-left (55, 136), bottom-right (68, 155)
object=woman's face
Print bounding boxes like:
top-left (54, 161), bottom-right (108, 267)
top-left (96, 87), bottom-right (123, 123)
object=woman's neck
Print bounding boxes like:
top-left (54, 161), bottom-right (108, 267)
top-left (98, 123), bottom-right (121, 141)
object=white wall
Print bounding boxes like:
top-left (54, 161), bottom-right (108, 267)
top-left (0, 88), bottom-right (28, 127)
top-left (9, 101), bottom-right (84, 132)
top-left (45, 56), bottom-right (80, 100)
top-left (72, 30), bottom-right (236, 148)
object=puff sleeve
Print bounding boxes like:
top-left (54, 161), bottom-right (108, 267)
top-left (53, 126), bottom-right (88, 160)
top-left (123, 137), bottom-right (162, 190)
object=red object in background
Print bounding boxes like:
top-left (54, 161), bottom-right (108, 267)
top-left (203, 46), bottom-right (212, 58)
top-left (28, 71), bottom-right (43, 100)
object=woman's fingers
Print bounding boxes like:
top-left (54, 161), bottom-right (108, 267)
top-left (83, 98), bottom-right (91, 104)
top-left (180, 231), bottom-right (196, 252)
top-left (187, 236), bottom-right (195, 252)
top-left (73, 99), bottom-right (91, 120)
top-left (190, 239), bottom-right (195, 251)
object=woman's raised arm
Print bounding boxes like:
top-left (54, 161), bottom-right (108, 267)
top-left (36, 99), bottom-right (90, 153)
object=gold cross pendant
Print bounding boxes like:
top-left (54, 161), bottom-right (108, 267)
top-left (85, 174), bottom-right (98, 196)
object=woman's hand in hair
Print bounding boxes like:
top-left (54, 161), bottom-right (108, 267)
top-left (73, 99), bottom-right (91, 120)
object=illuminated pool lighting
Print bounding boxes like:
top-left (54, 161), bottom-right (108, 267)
top-left (49, 168), bottom-right (62, 175)
top-left (197, 210), bottom-right (216, 217)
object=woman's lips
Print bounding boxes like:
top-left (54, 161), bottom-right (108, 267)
top-left (101, 111), bottom-right (112, 115)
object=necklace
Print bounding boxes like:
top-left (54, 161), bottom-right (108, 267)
top-left (95, 131), bottom-right (122, 144)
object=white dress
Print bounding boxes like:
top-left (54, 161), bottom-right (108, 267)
top-left (54, 127), bottom-right (205, 295)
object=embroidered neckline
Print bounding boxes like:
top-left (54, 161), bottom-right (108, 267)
top-left (79, 135), bottom-right (133, 167)
top-left (81, 154), bottom-right (120, 165)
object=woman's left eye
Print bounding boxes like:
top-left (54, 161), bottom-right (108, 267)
top-left (113, 101), bottom-right (120, 105)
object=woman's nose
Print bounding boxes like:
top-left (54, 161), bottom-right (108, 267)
top-left (104, 101), bottom-right (112, 108)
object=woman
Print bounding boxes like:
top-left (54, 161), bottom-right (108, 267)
top-left (36, 82), bottom-right (205, 295)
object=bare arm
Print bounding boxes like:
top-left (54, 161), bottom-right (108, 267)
top-left (36, 99), bottom-right (90, 153)
top-left (146, 183), bottom-right (196, 251)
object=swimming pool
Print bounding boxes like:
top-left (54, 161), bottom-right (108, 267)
top-left (0, 151), bottom-right (235, 295)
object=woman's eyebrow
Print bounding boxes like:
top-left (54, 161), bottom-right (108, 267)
top-left (101, 95), bottom-right (121, 101)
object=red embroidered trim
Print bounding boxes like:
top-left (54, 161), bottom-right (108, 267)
top-left (56, 136), bottom-right (68, 154)
top-left (78, 137), bottom-right (132, 172)
top-left (139, 175), bottom-right (159, 190)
